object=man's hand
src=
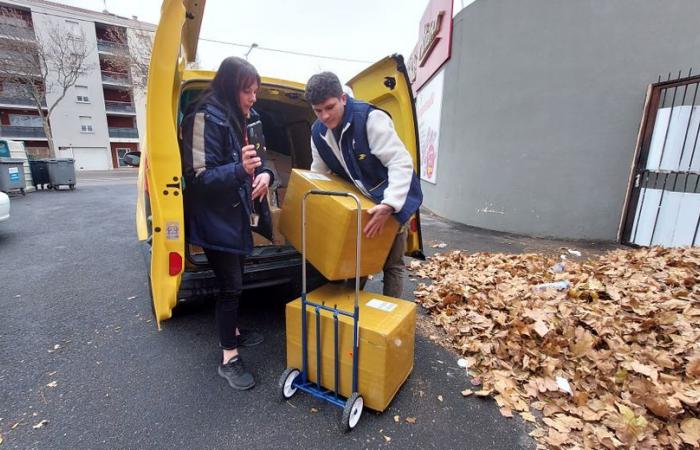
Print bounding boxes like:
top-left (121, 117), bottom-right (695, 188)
top-left (364, 204), bottom-right (394, 238)
top-left (252, 172), bottom-right (270, 201)
top-left (241, 144), bottom-right (261, 175)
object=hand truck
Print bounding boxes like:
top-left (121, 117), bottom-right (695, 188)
top-left (278, 189), bottom-right (364, 432)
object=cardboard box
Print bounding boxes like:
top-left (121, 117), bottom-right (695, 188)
top-left (285, 283), bottom-right (416, 412)
top-left (253, 204), bottom-right (285, 246)
top-left (279, 169), bottom-right (399, 281)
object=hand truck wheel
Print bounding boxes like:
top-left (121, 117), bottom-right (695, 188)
top-left (340, 392), bottom-right (363, 432)
top-left (278, 367), bottom-right (300, 401)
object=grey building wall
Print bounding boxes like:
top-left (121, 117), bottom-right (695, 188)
top-left (422, 0), bottom-right (700, 241)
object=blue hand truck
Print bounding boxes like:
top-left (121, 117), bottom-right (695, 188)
top-left (278, 189), bottom-right (364, 432)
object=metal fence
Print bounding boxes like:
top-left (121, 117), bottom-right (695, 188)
top-left (0, 23), bottom-right (36, 40)
top-left (0, 125), bottom-right (46, 138)
top-left (105, 100), bottom-right (135, 113)
top-left (108, 127), bottom-right (138, 138)
top-left (0, 95), bottom-right (46, 107)
top-left (96, 39), bottom-right (129, 54)
top-left (101, 71), bottom-right (131, 86)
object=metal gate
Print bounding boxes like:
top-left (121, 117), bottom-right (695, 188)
top-left (621, 72), bottom-right (700, 247)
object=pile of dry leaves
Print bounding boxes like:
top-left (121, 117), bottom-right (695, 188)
top-left (410, 246), bottom-right (700, 449)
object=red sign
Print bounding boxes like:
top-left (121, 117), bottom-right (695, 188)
top-left (407, 0), bottom-right (453, 93)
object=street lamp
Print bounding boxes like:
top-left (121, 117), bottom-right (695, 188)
top-left (245, 43), bottom-right (258, 60)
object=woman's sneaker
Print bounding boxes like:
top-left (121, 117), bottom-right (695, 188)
top-left (218, 355), bottom-right (255, 390)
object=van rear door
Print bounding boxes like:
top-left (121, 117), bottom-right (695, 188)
top-left (143, 0), bottom-right (205, 326)
top-left (347, 55), bottom-right (425, 259)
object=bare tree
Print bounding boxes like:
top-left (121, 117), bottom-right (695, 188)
top-left (0, 8), bottom-right (91, 157)
top-left (102, 26), bottom-right (152, 90)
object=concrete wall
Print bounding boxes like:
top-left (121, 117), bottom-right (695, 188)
top-left (422, 0), bottom-right (700, 240)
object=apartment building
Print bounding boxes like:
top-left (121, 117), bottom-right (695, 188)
top-left (0, 0), bottom-right (154, 170)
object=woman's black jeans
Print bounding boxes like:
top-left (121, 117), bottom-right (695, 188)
top-left (203, 247), bottom-right (244, 350)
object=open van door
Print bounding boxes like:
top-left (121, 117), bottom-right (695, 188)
top-left (140, 0), bottom-right (205, 327)
top-left (347, 55), bottom-right (425, 259)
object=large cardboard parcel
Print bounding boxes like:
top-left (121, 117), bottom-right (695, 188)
top-left (279, 169), bottom-right (399, 280)
top-left (285, 283), bottom-right (416, 412)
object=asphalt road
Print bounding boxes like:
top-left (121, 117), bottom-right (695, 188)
top-left (0, 174), bottom-right (535, 449)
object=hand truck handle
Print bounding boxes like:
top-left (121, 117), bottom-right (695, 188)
top-left (301, 189), bottom-right (362, 310)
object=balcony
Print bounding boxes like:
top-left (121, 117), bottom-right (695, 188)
top-left (101, 71), bottom-right (131, 86)
top-left (108, 127), bottom-right (138, 139)
top-left (0, 23), bottom-right (36, 41)
top-left (0, 94), bottom-right (46, 108)
top-left (105, 100), bottom-right (135, 114)
top-left (0, 125), bottom-right (46, 138)
top-left (97, 39), bottom-right (129, 54)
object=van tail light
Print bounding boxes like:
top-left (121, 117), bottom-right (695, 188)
top-left (409, 217), bottom-right (418, 233)
top-left (169, 252), bottom-right (183, 276)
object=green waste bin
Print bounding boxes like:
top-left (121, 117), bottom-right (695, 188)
top-left (47, 158), bottom-right (76, 190)
top-left (0, 158), bottom-right (26, 195)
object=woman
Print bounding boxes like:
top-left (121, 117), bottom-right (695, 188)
top-left (180, 57), bottom-right (273, 390)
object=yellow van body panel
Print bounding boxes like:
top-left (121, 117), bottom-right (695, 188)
top-left (145, 0), bottom-right (189, 326)
top-left (347, 56), bottom-right (424, 257)
top-left (135, 149), bottom-right (148, 241)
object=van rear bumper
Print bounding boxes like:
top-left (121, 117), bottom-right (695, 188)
top-left (178, 252), bottom-right (302, 299)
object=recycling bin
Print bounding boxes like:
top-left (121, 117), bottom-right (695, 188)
top-left (47, 158), bottom-right (76, 190)
top-left (0, 158), bottom-right (26, 195)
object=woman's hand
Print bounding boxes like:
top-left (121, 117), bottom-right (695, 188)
top-left (242, 144), bottom-right (261, 175)
top-left (252, 172), bottom-right (270, 201)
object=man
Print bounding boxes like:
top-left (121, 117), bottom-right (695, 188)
top-left (305, 71), bottom-right (423, 298)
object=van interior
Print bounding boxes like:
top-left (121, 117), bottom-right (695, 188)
top-left (178, 79), bottom-right (317, 270)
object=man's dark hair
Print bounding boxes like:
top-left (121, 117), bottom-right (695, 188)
top-left (304, 71), bottom-right (343, 104)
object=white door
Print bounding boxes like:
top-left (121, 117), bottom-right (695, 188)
top-left (66, 147), bottom-right (111, 171)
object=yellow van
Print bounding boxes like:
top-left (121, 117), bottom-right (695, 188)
top-left (131, 0), bottom-right (424, 326)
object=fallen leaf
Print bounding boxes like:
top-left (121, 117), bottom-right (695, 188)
top-left (46, 381), bottom-right (57, 388)
top-left (383, 435), bottom-right (391, 442)
top-left (679, 418), bottom-right (700, 446)
top-left (310, 408), bottom-right (318, 414)
top-left (686, 357), bottom-right (700, 378)
top-left (533, 320), bottom-right (550, 338)
top-left (521, 412), bottom-right (537, 423)
top-left (405, 417), bottom-right (417, 424)
top-left (32, 420), bottom-right (48, 429)
top-left (499, 407), bottom-right (513, 418)
top-left (475, 390), bottom-right (492, 397)
top-left (461, 389), bottom-right (474, 397)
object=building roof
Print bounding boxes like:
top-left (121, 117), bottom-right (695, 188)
top-left (0, 0), bottom-right (157, 31)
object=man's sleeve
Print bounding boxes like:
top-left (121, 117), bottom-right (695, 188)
top-left (310, 137), bottom-right (332, 175)
top-left (366, 110), bottom-right (414, 213)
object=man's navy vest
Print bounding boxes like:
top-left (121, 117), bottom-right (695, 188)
top-left (311, 97), bottom-right (422, 224)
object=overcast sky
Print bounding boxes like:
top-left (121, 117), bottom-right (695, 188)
top-left (53, 0), bottom-right (467, 84)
